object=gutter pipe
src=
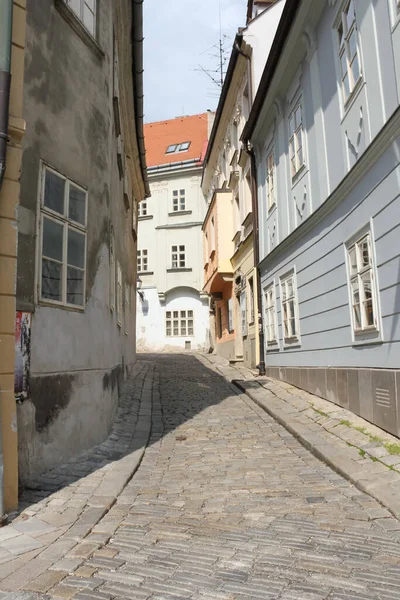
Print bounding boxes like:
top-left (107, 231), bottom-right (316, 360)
top-left (0, 0), bottom-right (13, 523)
top-left (240, 47), bottom-right (266, 377)
top-left (0, 0), bottom-right (13, 192)
top-left (132, 0), bottom-right (150, 198)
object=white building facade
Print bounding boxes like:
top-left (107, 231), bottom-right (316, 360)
top-left (137, 114), bottom-right (213, 351)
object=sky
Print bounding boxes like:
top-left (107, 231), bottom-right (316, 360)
top-left (143, 0), bottom-right (248, 124)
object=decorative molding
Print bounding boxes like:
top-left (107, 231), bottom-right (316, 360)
top-left (346, 106), bottom-right (364, 162)
top-left (258, 106), bottom-right (400, 271)
top-left (302, 25), bottom-right (317, 63)
top-left (295, 185), bottom-right (307, 221)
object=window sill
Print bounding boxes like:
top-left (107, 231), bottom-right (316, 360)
top-left (54, 0), bottom-right (104, 59)
top-left (291, 164), bottom-right (307, 187)
top-left (167, 268), bottom-right (192, 273)
top-left (168, 210), bottom-right (192, 217)
top-left (138, 271), bottom-right (154, 275)
top-left (38, 300), bottom-right (85, 313)
top-left (352, 327), bottom-right (383, 346)
top-left (341, 78), bottom-right (364, 121)
top-left (138, 215), bottom-right (153, 221)
top-left (283, 336), bottom-right (301, 349)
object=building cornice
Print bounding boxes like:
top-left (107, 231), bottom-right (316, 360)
top-left (259, 105), bottom-right (400, 271)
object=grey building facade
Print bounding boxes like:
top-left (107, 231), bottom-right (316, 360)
top-left (16, 0), bottom-right (148, 483)
top-left (244, 0), bottom-right (400, 435)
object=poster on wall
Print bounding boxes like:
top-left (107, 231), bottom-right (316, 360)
top-left (14, 311), bottom-right (31, 399)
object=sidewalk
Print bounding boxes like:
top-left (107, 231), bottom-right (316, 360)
top-left (202, 354), bottom-right (400, 526)
top-left (0, 358), bottom-right (156, 588)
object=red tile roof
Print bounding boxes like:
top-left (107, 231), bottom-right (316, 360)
top-left (144, 113), bottom-right (210, 168)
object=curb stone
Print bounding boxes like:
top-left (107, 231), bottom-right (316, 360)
top-left (0, 360), bottom-right (155, 591)
top-left (199, 354), bottom-right (400, 524)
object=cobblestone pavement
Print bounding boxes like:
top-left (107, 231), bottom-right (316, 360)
top-left (18, 353), bottom-right (400, 600)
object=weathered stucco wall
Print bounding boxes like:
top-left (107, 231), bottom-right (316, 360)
top-left (16, 0), bottom-right (139, 483)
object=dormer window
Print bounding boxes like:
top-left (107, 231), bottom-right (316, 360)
top-left (165, 142), bottom-right (191, 155)
top-left (166, 144), bottom-right (178, 154)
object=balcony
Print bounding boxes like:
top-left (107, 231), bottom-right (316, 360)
top-left (202, 189), bottom-right (234, 295)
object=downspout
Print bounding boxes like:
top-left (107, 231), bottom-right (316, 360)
top-left (248, 145), bottom-right (266, 376)
top-left (132, 0), bottom-right (150, 198)
top-left (241, 41), bottom-right (266, 376)
top-left (0, 0), bottom-right (13, 523)
top-left (0, 0), bottom-right (13, 191)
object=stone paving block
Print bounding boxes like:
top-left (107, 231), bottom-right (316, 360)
top-left (49, 558), bottom-right (83, 572)
top-left (50, 584), bottom-right (79, 599)
top-left (13, 520), bottom-right (56, 538)
top-left (0, 535), bottom-right (43, 556)
top-left (26, 570), bottom-right (66, 593)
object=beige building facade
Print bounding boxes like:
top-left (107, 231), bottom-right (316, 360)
top-left (202, 35), bottom-right (259, 368)
top-left (0, 0), bottom-right (26, 513)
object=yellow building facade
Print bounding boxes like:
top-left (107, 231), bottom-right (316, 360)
top-left (201, 36), bottom-right (259, 369)
top-left (0, 0), bottom-right (26, 513)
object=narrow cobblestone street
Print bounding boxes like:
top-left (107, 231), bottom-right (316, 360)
top-left (4, 354), bottom-right (400, 599)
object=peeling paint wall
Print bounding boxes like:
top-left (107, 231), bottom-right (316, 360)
top-left (16, 0), bottom-right (139, 484)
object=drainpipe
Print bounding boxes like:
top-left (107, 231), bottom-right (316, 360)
top-left (248, 145), bottom-right (266, 376)
top-left (239, 40), bottom-right (266, 376)
top-left (0, 0), bottom-right (13, 523)
top-left (0, 0), bottom-right (13, 192)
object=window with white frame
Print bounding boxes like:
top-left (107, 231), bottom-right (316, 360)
top-left (117, 262), bottom-right (123, 327)
top-left (137, 249), bottom-right (148, 273)
top-left (138, 201), bottom-right (147, 217)
top-left (280, 272), bottom-right (300, 341)
top-left (264, 284), bottom-right (277, 345)
top-left (124, 284), bottom-right (130, 335)
top-left (266, 150), bottom-right (275, 210)
top-left (66, 0), bottom-right (96, 36)
top-left (227, 298), bottom-right (234, 332)
top-left (289, 103), bottom-right (305, 179)
top-left (249, 277), bottom-right (255, 324)
top-left (347, 232), bottom-right (380, 333)
top-left (337, 0), bottom-right (361, 104)
top-left (171, 245), bottom-right (186, 268)
top-left (166, 310), bottom-right (194, 337)
top-left (39, 166), bottom-right (87, 308)
top-left (172, 189), bottom-right (186, 212)
top-left (210, 217), bottom-right (216, 253)
top-left (110, 228), bottom-right (115, 312)
top-left (240, 291), bottom-right (247, 337)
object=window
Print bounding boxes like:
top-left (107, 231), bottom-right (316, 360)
top-left (137, 249), bottom-right (148, 273)
top-left (210, 217), bottom-right (216, 253)
top-left (110, 228), bottom-right (115, 312)
top-left (240, 291), bottom-right (247, 337)
top-left (166, 310), bottom-right (194, 337)
top-left (289, 102), bottom-right (305, 179)
top-left (266, 150), bottom-right (275, 210)
top-left (264, 284), bottom-right (277, 345)
top-left (124, 284), bottom-right (130, 335)
top-left (66, 0), bottom-right (96, 36)
top-left (166, 142), bottom-right (191, 155)
top-left (172, 189), bottom-right (186, 212)
top-left (280, 272), bottom-right (300, 342)
top-left (171, 245), bottom-right (185, 268)
top-left (138, 201), bottom-right (147, 217)
top-left (347, 232), bottom-right (379, 333)
top-left (249, 277), bottom-right (255, 324)
top-left (39, 166), bottom-right (87, 308)
top-left (227, 298), bottom-right (234, 332)
top-left (117, 262), bottom-right (123, 327)
top-left (337, 0), bottom-right (361, 104)
top-left (217, 307), bottom-right (223, 339)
